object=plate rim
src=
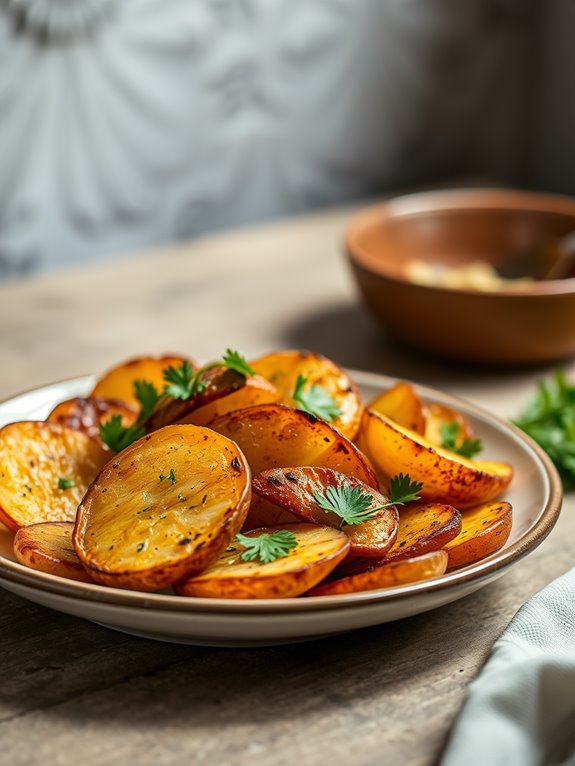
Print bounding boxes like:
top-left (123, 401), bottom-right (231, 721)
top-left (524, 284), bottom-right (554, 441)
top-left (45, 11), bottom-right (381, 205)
top-left (0, 370), bottom-right (563, 616)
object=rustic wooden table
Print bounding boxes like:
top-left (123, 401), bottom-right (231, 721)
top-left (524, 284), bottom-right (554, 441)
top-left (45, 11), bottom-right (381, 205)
top-left (0, 204), bottom-right (573, 766)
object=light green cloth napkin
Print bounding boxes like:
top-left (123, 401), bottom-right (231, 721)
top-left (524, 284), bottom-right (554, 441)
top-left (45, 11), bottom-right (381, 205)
top-left (441, 567), bottom-right (575, 766)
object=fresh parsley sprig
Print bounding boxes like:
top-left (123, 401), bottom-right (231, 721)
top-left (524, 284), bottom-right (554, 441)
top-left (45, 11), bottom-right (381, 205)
top-left (292, 375), bottom-right (342, 422)
top-left (235, 530), bottom-right (298, 564)
top-left (99, 350), bottom-right (254, 451)
top-left (313, 473), bottom-right (423, 528)
top-left (514, 369), bottom-right (575, 489)
top-left (439, 421), bottom-right (483, 459)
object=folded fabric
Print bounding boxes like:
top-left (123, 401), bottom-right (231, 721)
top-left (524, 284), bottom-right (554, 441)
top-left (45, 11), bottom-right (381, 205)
top-left (441, 566), bottom-right (575, 766)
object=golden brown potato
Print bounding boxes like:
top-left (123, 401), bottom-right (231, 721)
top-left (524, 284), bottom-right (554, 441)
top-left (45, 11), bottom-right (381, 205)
top-left (252, 467), bottom-right (398, 557)
top-left (250, 350), bottom-right (363, 439)
top-left (424, 403), bottom-right (475, 449)
top-left (182, 375), bottom-right (280, 426)
top-left (356, 410), bottom-right (512, 508)
top-left (385, 502), bottom-right (462, 560)
top-left (73, 424), bottom-right (251, 591)
top-left (176, 523), bottom-right (350, 598)
top-left (0, 421), bottom-right (110, 532)
top-left (209, 404), bottom-right (378, 527)
top-left (14, 522), bottom-right (93, 582)
top-left (308, 550), bottom-right (448, 596)
top-left (367, 382), bottom-right (425, 434)
top-left (444, 501), bottom-right (513, 569)
top-left (146, 367), bottom-right (247, 431)
top-left (91, 354), bottom-right (193, 408)
top-left (47, 396), bottom-right (137, 444)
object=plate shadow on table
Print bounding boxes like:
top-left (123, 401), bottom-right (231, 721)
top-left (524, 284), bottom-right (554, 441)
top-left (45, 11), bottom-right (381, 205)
top-left (0, 581), bottom-right (508, 740)
top-left (281, 303), bottom-right (554, 387)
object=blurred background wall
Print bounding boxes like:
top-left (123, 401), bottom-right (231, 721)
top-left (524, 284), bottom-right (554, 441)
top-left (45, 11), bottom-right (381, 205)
top-left (0, 0), bottom-right (567, 278)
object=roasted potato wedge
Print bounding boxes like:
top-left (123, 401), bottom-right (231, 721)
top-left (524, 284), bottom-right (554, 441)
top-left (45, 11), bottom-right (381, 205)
top-left (0, 421), bottom-right (110, 532)
top-left (209, 404), bottom-right (377, 527)
top-left (146, 367), bottom-right (248, 431)
top-left (367, 382), bottom-right (425, 434)
top-left (250, 350), bottom-right (363, 439)
top-left (73, 425), bottom-right (251, 591)
top-left (176, 523), bottom-right (350, 598)
top-left (48, 396), bottom-right (137, 444)
top-left (444, 501), bottom-right (513, 569)
top-left (308, 550), bottom-right (448, 596)
top-left (424, 403), bottom-right (475, 449)
top-left (173, 373), bottom-right (278, 427)
top-left (91, 354), bottom-right (193, 408)
top-left (252, 467), bottom-right (398, 557)
top-left (357, 410), bottom-right (512, 508)
top-left (14, 521), bottom-right (93, 582)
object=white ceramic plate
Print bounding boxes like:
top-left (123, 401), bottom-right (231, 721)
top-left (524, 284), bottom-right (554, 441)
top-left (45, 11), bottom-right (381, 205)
top-left (0, 372), bottom-right (562, 646)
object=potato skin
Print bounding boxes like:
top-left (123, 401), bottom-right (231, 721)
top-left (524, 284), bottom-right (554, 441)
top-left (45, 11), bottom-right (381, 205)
top-left (357, 410), bottom-right (512, 508)
top-left (250, 350), bottom-right (363, 439)
top-left (444, 501), bottom-right (513, 569)
top-left (176, 523), bottom-right (350, 599)
top-left (91, 354), bottom-right (194, 408)
top-left (308, 550), bottom-right (448, 596)
top-left (184, 375), bottom-right (280, 426)
top-left (367, 382), bottom-right (426, 434)
top-left (209, 404), bottom-right (378, 527)
top-left (14, 522), bottom-right (93, 582)
top-left (47, 396), bottom-right (137, 444)
top-left (253, 467), bottom-right (398, 557)
top-left (73, 425), bottom-right (251, 591)
top-left (0, 421), bottom-right (110, 532)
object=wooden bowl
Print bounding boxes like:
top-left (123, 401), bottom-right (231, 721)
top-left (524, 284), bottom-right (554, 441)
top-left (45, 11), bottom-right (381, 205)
top-left (346, 189), bottom-right (575, 365)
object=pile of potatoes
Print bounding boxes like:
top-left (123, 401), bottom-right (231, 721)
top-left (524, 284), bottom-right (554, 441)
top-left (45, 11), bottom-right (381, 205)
top-left (0, 351), bottom-right (513, 599)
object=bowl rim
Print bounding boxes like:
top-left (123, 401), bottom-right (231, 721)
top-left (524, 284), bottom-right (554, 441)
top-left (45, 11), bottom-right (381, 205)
top-left (345, 188), bottom-right (575, 298)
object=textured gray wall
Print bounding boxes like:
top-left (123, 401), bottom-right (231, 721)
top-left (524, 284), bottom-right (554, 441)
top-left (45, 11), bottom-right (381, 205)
top-left (0, 0), bottom-right (537, 277)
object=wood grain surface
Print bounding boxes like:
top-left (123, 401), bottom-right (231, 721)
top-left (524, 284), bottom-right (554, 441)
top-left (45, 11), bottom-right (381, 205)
top-left (1, 204), bottom-right (573, 766)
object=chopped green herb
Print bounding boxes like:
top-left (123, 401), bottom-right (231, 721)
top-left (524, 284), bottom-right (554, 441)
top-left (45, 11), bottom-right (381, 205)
top-left (235, 530), bottom-right (298, 563)
top-left (57, 477), bottom-right (75, 490)
top-left (313, 473), bottom-right (423, 528)
top-left (159, 468), bottom-right (176, 484)
top-left (439, 421), bottom-right (483, 458)
top-left (222, 349), bottom-right (255, 377)
top-left (163, 360), bottom-right (199, 400)
top-left (133, 379), bottom-right (162, 420)
top-left (136, 506), bottom-right (152, 515)
top-left (292, 374), bottom-right (342, 422)
top-left (514, 369), bottom-right (575, 489)
top-left (99, 415), bottom-right (145, 452)
top-left (136, 542), bottom-right (146, 553)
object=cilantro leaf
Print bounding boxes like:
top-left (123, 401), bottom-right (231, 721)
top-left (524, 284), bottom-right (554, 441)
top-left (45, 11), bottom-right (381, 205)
top-left (222, 349), bottom-right (255, 377)
top-left (235, 530), bottom-right (298, 563)
top-left (388, 473), bottom-right (424, 505)
top-left (133, 379), bottom-right (162, 421)
top-left (515, 369), bottom-right (575, 489)
top-left (163, 360), bottom-right (199, 400)
top-left (314, 484), bottom-right (380, 526)
top-left (57, 477), bottom-right (75, 490)
top-left (99, 415), bottom-right (144, 452)
top-left (292, 374), bottom-right (342, 422)
top-left (439, 421), bottom-right (483, 459)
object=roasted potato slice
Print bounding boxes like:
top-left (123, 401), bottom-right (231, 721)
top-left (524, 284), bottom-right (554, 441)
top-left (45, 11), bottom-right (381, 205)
top-left (424, 403), bottom-right (475, 449)
top-left (357, 410), bottom-right (512, 508)
top-left (0, 421), bottom-right (110, 532)
top-left (209, 404), bottom-right (378, 527)
top-left (73, 424), bottom-right (251, 591)
top-left (308, 550), bottom-right (448, 596)
top-left (252, 467), bottom-right (398, 557)
top-left (367, 382), bottom-right (425, 434)
top-left (444, 501), bottom-right (513, 569)
top-left (47, 396), bottom-right (137, 444)
top-left (176, 523), bottom-right (350, 598)
top-left (183, 374), bottom-right (280, 426)
top-left (14, 522), bottom-right (93, 582)
top-left (91, 354), bottom-right (193, 408)
top-left (146, 367), bottom-right (247, 431)
top-left (250, 350), bottom-right (363, 439)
